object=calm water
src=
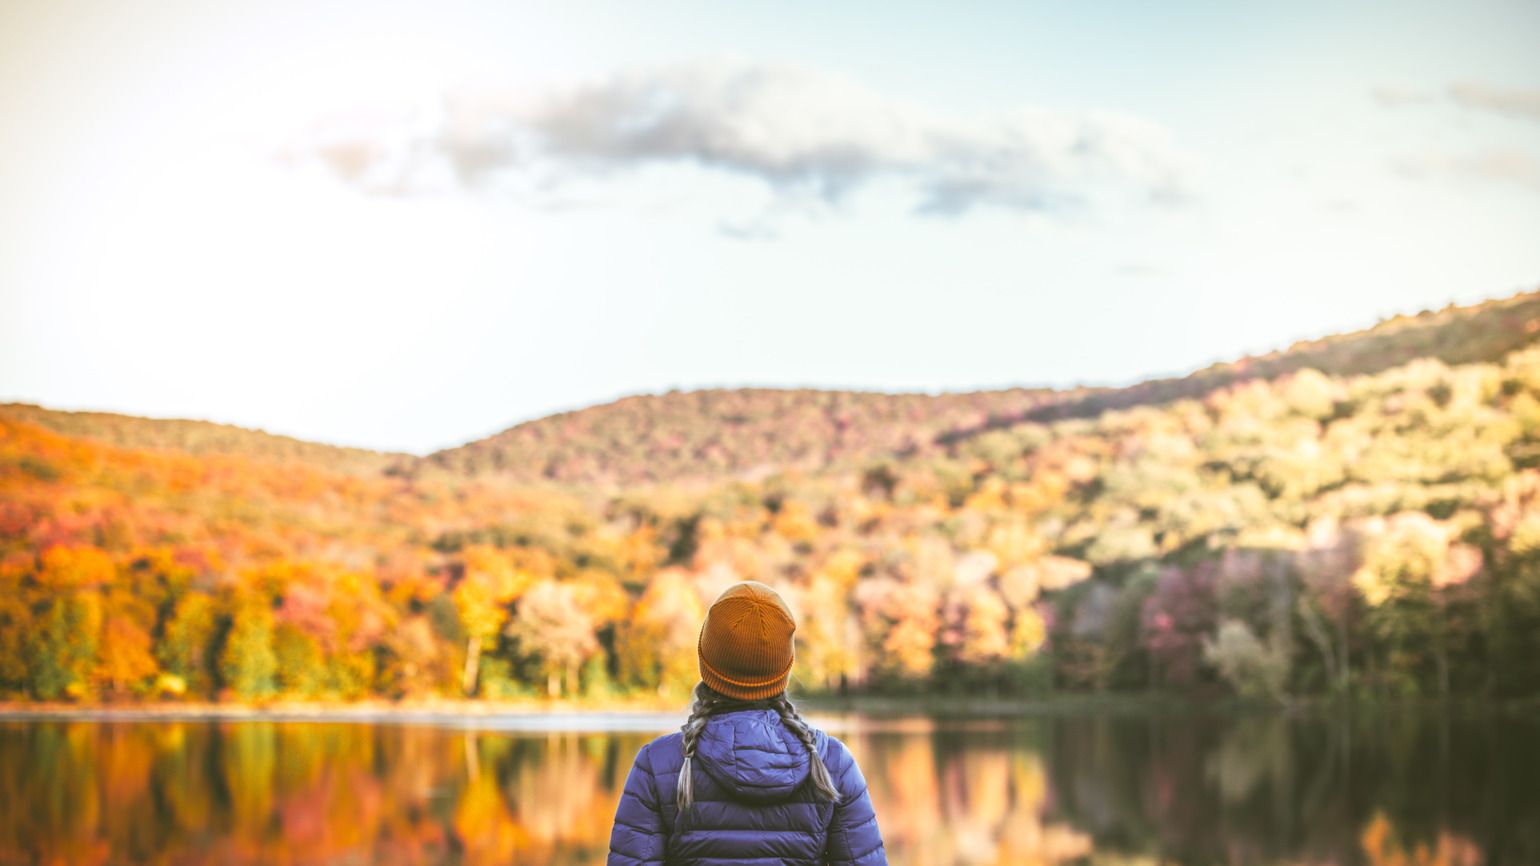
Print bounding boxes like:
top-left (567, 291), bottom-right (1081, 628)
top-left (1, 710), bottom-right (1536, 866)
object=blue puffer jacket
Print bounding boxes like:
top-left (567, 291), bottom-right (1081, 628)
top-left (607, 708), bottom-right (886, 866)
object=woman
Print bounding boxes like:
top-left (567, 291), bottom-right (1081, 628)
top-left (608, 581), bottom-right (887, 866)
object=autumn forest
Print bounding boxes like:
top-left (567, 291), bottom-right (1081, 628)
top-left (5, 290), bottom-right (1540, 707)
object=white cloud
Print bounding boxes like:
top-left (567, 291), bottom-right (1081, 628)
top-left (280, 60), bottom-right (1193, 220)
top-left (1448, 82), bottom-right (1540, 123)
top-left (1374, 80), bottom-right (1540, 194)
top-left (1374, 81), bottom-right (1540, 123)
top-left (1371, 86), bottom-right (1438, 108)
top-left (1392, 149), bottom-right (1540, 191)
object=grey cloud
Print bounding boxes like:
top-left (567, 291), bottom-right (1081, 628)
top-left (716, 217), bottom-right (781, 242)
top-left (285, 61), bottom-right (1193, 219)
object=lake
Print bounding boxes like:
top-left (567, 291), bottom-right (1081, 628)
top-left (1, 709), bottom-right (1535, 865)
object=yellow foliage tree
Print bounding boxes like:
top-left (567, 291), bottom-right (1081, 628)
top-left (452, 546), bottom-right (531, 697)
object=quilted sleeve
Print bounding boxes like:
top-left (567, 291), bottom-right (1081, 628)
top-left (824, 738), bottom-right (887, 866)
top-left (608, 744), bottom-right (667, 866)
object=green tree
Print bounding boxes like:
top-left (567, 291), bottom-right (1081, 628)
top-left (220, 598), bottom-right (277, 701)
top-left (158, 591), bottom-right (218, 696)
top-left (1352, 513), bottom-right (1480, 697)
top-left (273, 623), bottom-right (326, 697)
top-left (27, 592), bottom-right (101, 700)
top-left (0, 592), bottom-right (32, 696)
top-left (1203, 619), bottom-right (1289, 702)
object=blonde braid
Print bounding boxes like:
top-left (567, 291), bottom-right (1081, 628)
top-left (677, 682), bottom-right (755, 810)
top-left (770, 693), bottom-right (841, 803)
top-left (675, 701), bottom-right (711, 811)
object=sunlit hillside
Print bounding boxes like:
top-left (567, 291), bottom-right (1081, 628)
top-left (0, 403), bottom-right (402, 476)
top-left (15, 291), bottom-right (1540, 489)
top-left (422, 387), bottom-right (1058, 486)
top-left (428, 290), bottom-right (1540, 486)
top-left (4, 288), bottom-right (1540, 704)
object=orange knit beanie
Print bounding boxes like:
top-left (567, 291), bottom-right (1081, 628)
top-left (697, 581), bottom-right (797, 700)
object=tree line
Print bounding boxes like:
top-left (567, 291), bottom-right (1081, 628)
top-left (3, 344), bottom-right (1540, 704)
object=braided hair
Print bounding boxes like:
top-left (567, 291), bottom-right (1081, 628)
top-left (676, 681), bottom-right (842, 811)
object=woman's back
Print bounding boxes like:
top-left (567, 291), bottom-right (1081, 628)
top-left (608, 581), bottom-right (885, 865)
top-left (608, 707), bottom-right (884, 866)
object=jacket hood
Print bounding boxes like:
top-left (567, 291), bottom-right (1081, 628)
top-left (694, 708), bottom-right (811, 803)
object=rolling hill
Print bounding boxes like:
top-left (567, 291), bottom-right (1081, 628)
top-left (0, 403), bottom-right (401, 476)
top-left (5, 287), bottom-right (1540, 707)
top-left (427, 289), bottom-right (1540, 486)
top-left (9, 289), bottom-right (1537, 489)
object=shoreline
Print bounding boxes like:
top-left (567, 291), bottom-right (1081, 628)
top-left (0, 701), bottom-right (688, 731)
top-left (5, 694), bottom-right (1533, 726)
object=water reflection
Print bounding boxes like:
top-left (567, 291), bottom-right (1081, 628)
top-left (0, 711), bottom-right (1534, 865)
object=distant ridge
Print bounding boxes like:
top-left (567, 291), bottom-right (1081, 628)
top-left (429, 289), bottom-right (1540, 486)
top-left (6, 288), bottom-right (1538, 486)
top-left (0, 404), bottom-right (401, 476)
top-left (941, 289), bottom-right (1540, 445)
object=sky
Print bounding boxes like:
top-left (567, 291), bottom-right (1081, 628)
top-left (2, 1), bottom-right (1539, 454)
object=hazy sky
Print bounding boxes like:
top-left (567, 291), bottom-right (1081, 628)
top-left (3, 1), bottom-right (1539, 453)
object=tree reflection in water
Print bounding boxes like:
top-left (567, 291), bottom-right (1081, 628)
top-left (0, 711), bottom-right (1534, 865)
